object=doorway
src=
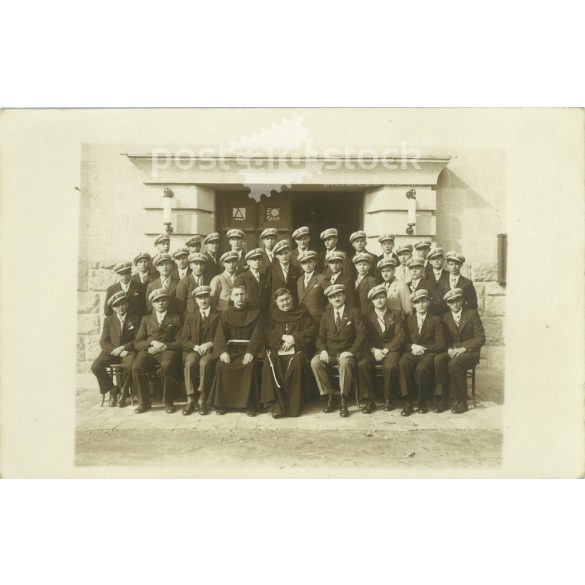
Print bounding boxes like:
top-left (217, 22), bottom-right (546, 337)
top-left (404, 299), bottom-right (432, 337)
top-left (291, 191), bottom-right (364, 253)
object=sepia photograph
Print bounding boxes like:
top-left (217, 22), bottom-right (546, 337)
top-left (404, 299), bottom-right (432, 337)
top-left (73, 110), bottom-right (509, 473)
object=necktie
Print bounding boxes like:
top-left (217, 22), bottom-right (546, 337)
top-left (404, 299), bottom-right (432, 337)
top-left (202, 311), bottom-right (207, 323)
top-left (454, 312), bottom-right (461, 326)
top-left (355, 277), bottom-right (361, 290)
top-left (418, 316), bottom-right (424, 334)
top-left (377, 314), bottom-right (385, 332)
top-left (162, 279), bottom-right (168, 290)
top-left (450, 277), bottom-right (457, 289)
top-left (335, 311), bottom-right (341, 331)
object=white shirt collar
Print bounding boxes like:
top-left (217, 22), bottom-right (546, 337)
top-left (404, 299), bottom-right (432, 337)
top-left (304, 271), bottom-right (314, 282)
top-left (335, 305), bottom-right (345, 320)
top-left (452, 308), bottom-right (463, 319)
top-left (155, 310), bottom-right (167, 324)
top-left (200, 308), bottom-right (210, 318)
top-left (375, 307), bottom-right (386, 319)
top-left (120, 281), bottom-right (130, 292)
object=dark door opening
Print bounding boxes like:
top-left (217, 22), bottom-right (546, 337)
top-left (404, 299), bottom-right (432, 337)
top-left (291, 191), bottom-right (364, 254)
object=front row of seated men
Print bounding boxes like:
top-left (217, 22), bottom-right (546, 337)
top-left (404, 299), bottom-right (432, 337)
top-left (92, 278), bottom-right (486, 417)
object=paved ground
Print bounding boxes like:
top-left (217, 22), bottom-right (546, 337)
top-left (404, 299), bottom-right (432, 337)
top-left (76, 388), bottom-right (503, 475)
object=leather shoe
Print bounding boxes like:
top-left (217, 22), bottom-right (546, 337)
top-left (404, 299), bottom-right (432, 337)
top-left (118, 393), bottom-right (128, 408)
top-left (383, 401), bottom-right (395, 412)
top-left (182, 400), bottom-right (195, 416)
top-left (433, 400), bottom-right (447, 413)
top-left (134, 404), bottom-right (150, 414)
top-left (199, 402), bottom-right (209, 416)
top-left (340, 397), bottom-right (349, 417)
top-left (165, 404), bottom-right (176, 414)
top-left (452, 401), bottom-right (469, 414)
top-left (109, 392), bottom-right (118, 407)
top-left (401, 402), bottom-right (413, 417)
top-left (215, 407), bottom-right (226, 415)
top-left (323, 395), bottom-right (336, 413)
top-left (272, 410), bottom-right (283, 419)
top-left (361, 401), bottom-right (375, 414)
top-left (418, 402), bottom-right (428, 414)
top-left (246, 409), bottom-right (257, 417)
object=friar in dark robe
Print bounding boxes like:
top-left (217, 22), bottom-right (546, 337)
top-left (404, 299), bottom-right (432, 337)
top-left (260, 288), bottom-right (316, 418)
top-left (207, 285), bottom-right (264, 416)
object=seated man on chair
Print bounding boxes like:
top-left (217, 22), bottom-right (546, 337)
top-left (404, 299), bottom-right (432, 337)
top-left (179, 285), bottom-right (219, 416)
top-left (132, 288), bottom-right (183, 414)
top-left (358, 284), bottom-right (405, 414)
top-left (207, 285), bottom-right (265, 416)
top-left (91, 291), bottom-right (141, 407)
top-left (310, 284), bottom-right (366, 418)
top-left (398, 289), bottom-right (446, 416)
top-left (434, 288), bottom-right (486, 414)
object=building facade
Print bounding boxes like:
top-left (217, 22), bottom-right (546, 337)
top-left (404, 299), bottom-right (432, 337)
top-left (77, 115), bottom-right (506, 399)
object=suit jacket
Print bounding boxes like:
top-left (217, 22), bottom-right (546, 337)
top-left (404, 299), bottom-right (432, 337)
top-left (145, 274), bottom-right (181, 313)
top-left (297, 272), bottom-right (328, 323)
top-left (320, 248), bottom-right (352, 278)
top-left (354, 275), bottom-right (378, 314)
top-left (104, 281), bottom-right (147, 317)
top-left (437, 273), bottom-right (478, 311)
top-left (231, 250), bottom-right (248, 275)
top-left (407, 277), bottom-right (442, 315)
top-left (179, 309), bottom-right (220, 352)
top-left (381, 278), bottom-right (412, 315)
top-left (323, 272), bottom-right (356, 309)
top-left (134, 311), bottom-right (183, 352)
top-left (203, 251), bottom-right (222, 280)
top-left (363, 309), bottom-right (405, 353)
top-left (270, 262), bottom-right (302, 306)
top-left (175, 273), bottom-right (212, 315)
top-left (99, 313), bottom-right (142, 354)
top-left (235, 268), bottom-right (271, 311)
top-left (210, 271), bottom-right (237, 311)
top-left (316, 306), bottom-right (366, 358)
top-left (403, 312), bottom-right (446, 355)
top-left (131, 269), bottom-right (158, 286)
top-left (442, 309), bottom-right (486, 359)
top-left (260, 248), bottom-right (275, 275)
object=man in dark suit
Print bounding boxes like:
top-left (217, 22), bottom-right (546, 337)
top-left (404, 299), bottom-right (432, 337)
top-left (259, 227), bottom-right (277, 275)
top-left (297, 250), bottom-right (328, 327)
top-left (358, 284), bottom-right (405, 413)
top-left (175, 253), bottom-right (211, 315)
top-left (438, 251), bottom-right (479, 311)
top-left (319, 227), bottom-right (352, 277)
top-left (145, 253), bottom-right (181, 314)
top-left (322, 251), bottom-right (356, 309)
top-left (414, 239), bottom-right (433, 278)
top-left (398, 289), bottom-right (446, 416)
top-left (427, 247), bottom-right (449, 286)
top-left (349, 230), bottom-right (377, 278)
top-left (173, 247), bottom-right (192, 281)
top-left (91, 291), bottom-right (141, 407)
top-left (310, 283), bottom-right (366, 417)
top-left (153, 233), bottom-right (179, 279)
top-left (203, 232), bottom-right (222, 279)
top-left (406, 257), bottom-right (441, 315)
top-left (179, 285), bottom-right (220, 416)
top-left (353, 252), bottom-right (378, 314)
top-left (131, 288), bottom-right (183, 414)
top-left (434, 288), bottom-right (486, 414)
top-left (226, 228), bottom-right (248, 274)
top-left (132, 252), bottom-right (158, 286)
top-left (104, 261), bottom-right (147, 318)
top-left (234, 248), bottom-right (271, 311)
top-left (270, 240), bottom-right (302, 307)
top-left (290, 226), bottom-right (313, 270)
top-left (376, 233), bottom-right (399, 281)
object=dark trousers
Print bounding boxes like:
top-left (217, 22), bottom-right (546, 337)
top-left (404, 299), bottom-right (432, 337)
top-left (182, 351), bottom-right (216, 399)
top-left (91, 352), bottom-right (135, 395)
top-left (398, 352), bottom-right (436, 403)
top-left (358, 351), bottom-right (400, 402)
top-left (434, 351), bottom-right (478, 402)
top-left (132, 350), bottom-right (180, 407)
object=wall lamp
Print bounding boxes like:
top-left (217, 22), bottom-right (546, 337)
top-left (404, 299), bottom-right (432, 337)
top-left (406, 188), bottom-right (416, 235)
top-left (163, 187), bottom-right (175, 234)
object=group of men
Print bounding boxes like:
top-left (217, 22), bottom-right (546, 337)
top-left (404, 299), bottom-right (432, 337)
top-left (91, 226), bottom-right (485, 418)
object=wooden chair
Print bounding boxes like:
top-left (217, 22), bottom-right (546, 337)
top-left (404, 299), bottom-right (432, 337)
top-left (467, 366), bottom-right (477, 407)
top-left (103, 363), bottom-right (135, 406)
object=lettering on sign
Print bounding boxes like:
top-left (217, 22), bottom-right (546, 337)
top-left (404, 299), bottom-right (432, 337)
top-left (232, 207), bottom-right (246, 221)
